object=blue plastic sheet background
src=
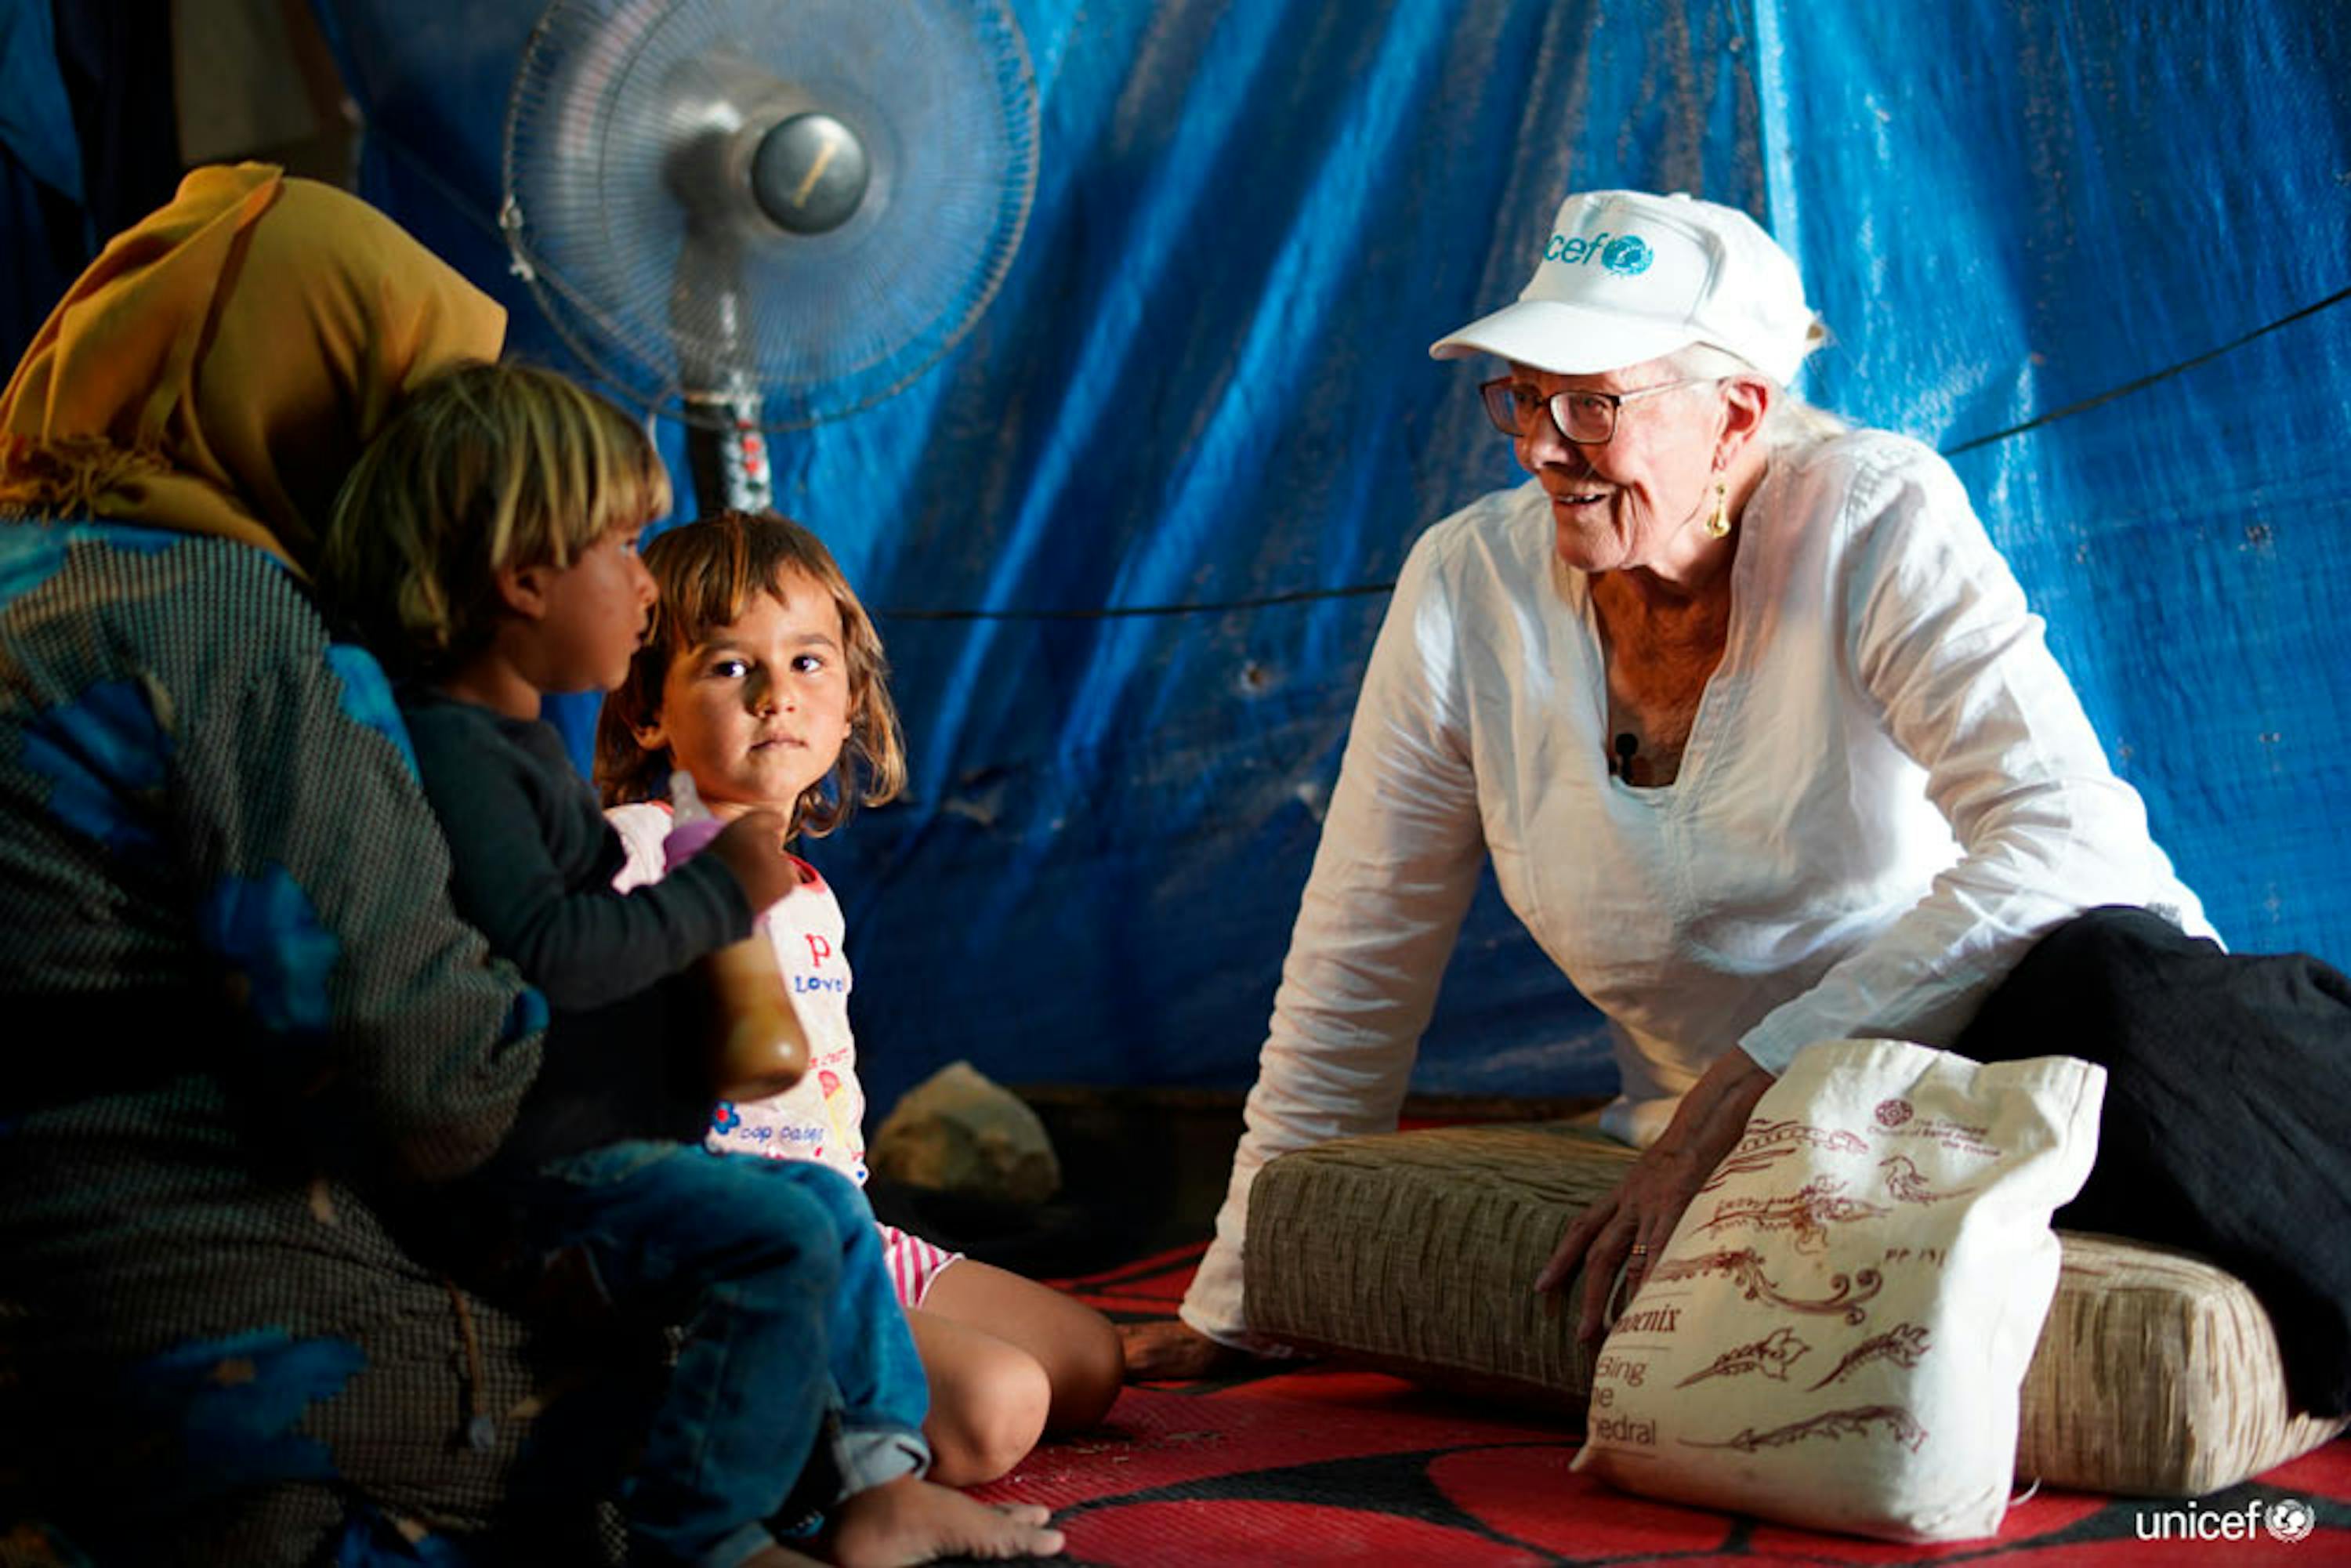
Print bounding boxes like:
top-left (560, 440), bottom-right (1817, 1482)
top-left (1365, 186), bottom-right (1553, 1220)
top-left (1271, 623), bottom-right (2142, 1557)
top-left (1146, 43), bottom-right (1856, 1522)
top-left (302, 0), bottom-right (2351, 1114)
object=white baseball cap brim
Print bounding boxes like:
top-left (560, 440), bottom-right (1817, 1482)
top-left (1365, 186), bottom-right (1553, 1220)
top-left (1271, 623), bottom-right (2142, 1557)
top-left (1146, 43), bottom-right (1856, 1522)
top-left (1430, 297), bottom-right (1710, 378)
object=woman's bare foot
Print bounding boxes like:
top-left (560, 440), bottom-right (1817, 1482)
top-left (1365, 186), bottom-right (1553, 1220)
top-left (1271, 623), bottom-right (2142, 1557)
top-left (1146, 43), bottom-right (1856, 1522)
top-left (817, 1475), bottom-right (1063, 1566)
top-left (1118, 1318), bottom-right (1246, 1381)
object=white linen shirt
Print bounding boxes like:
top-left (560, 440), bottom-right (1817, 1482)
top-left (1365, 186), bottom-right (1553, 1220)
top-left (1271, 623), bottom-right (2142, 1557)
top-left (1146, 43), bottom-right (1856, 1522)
top-left (1182, 427), bottom-right (2208, 1348)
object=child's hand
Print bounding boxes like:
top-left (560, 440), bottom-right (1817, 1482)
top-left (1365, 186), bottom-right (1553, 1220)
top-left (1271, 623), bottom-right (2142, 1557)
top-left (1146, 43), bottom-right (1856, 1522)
top-left (707, 808), bottom-right (800, 911)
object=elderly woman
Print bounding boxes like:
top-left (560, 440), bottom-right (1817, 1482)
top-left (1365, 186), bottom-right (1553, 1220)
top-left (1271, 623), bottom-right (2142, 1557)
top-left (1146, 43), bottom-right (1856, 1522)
top-left (0, 165), bottom-right (1061, 1567)
top-left (1128, 188), bottom-right (2351, 1419)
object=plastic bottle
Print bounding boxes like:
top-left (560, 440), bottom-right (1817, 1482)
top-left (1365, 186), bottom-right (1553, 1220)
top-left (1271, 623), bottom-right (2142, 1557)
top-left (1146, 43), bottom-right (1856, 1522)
top-left (668, 772), bottom-right (809, 1099)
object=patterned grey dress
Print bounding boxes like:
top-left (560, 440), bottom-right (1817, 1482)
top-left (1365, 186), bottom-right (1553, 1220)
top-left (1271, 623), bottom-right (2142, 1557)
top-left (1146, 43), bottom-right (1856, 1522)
top-left (0, 518), bottom-right (584, 1562)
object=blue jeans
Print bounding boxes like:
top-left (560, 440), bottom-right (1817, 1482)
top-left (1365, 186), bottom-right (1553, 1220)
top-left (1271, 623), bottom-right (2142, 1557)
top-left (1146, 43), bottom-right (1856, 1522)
top-left (520, 1143), bottom-right (931, 1568)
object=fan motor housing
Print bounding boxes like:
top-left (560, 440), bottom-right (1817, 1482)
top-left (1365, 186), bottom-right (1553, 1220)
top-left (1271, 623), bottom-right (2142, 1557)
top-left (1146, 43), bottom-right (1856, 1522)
top-left (751, 112), bottom-right (870, 235)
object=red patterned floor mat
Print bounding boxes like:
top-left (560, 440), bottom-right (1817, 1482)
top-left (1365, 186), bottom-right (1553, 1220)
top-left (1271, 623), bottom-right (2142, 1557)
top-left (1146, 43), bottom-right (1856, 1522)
top-left (971, 1244), bottom-right (2351, 1566)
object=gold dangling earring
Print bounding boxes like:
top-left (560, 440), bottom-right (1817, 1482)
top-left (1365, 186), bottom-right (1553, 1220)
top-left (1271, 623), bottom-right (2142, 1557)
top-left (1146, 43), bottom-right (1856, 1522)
top-left (1703, 480), bottom-right (1732, 539)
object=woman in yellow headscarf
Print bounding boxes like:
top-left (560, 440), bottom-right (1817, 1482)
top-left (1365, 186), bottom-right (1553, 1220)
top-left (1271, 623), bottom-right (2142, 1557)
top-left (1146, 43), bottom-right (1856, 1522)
top-left (0, 165), bottom-right (545, 1563)
top-left (1, 165), bottom-right (1067, 1568)
top-left (1, 161), bottom-right (504, 559)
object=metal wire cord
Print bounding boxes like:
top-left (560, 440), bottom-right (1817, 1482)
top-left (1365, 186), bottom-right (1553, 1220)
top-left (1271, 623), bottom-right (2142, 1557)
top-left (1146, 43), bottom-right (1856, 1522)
top-left (1940, 282), bottom-right (2351, 458)
top-left (880, 281), bottom-right (2351, 625)
top-left (882, 580), bottom-right (1398, 623)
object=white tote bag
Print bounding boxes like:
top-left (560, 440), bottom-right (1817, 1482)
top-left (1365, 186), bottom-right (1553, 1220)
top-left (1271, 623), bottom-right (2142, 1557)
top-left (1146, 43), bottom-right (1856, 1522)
top-left (1571, 1039), bottom-right (2104, 1541)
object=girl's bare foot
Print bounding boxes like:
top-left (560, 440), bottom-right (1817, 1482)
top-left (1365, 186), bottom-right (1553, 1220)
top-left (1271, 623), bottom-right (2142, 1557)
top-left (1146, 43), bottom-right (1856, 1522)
top-left (817, 1476), bottom-right (1063, 1566)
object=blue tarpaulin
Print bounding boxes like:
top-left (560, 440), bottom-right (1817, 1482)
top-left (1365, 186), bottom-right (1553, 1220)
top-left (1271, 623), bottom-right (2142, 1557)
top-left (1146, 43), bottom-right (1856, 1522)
top-left (168, 3), bottom-right (2351, 1110)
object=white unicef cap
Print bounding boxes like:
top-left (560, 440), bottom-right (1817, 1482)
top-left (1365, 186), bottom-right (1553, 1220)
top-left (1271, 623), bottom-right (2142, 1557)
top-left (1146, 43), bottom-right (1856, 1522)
top-left (1430, 190), bottom-right (1820, 385)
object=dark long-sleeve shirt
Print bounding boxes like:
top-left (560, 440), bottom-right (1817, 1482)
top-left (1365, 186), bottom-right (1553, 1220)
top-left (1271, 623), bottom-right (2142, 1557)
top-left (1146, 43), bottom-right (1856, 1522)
top-left (400, 689), bottom-right (753, 1163)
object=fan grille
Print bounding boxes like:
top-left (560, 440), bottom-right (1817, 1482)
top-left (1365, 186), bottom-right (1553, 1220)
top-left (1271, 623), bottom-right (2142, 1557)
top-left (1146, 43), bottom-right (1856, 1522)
top-left (503, 0), bottom-right (1038, 429)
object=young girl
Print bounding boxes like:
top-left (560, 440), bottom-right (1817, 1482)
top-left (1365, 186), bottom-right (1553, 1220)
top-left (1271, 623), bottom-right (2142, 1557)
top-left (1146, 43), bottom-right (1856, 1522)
top-left (597, 510), bottom-right (1124, 1486)
top-left (319, 364), bottom-right (1063, 1566)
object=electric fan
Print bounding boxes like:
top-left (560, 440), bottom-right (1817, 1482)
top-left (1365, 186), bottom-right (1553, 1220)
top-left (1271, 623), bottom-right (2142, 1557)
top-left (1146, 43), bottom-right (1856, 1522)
top-left (500, 0), bottom-right (1039, 511)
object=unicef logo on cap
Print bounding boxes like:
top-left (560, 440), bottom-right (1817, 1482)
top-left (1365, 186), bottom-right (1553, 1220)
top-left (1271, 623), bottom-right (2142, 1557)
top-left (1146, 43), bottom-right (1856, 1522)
top-left (1600, 235), bottom-right (1654, 275)
top-left (1541, 229), bottom-right (1661, 277)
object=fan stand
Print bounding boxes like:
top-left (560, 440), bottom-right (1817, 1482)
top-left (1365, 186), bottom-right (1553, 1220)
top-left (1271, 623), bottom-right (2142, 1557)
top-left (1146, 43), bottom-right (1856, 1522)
top-left (671, 105), bottom-right (878, 515)
top-left (684, 405), bottom-right (774, 516)
top-left (671, 250), bottom-right (772, 513)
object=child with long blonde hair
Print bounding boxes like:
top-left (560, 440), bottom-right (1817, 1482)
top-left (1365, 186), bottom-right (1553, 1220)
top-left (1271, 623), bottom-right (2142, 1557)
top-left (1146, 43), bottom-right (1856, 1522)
top-left (322, 365), bottom-right (1063, 1566)
top-left (599, 510), bottom-right (1123, 1485)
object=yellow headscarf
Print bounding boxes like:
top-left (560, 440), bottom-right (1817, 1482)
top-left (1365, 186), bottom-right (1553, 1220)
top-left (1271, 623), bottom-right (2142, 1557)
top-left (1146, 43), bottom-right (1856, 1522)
top-left (0, 162), bottom-right (506, 574)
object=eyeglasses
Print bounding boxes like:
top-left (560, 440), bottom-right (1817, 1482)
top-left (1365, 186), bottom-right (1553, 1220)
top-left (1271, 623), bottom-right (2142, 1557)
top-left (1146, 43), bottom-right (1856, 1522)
top-left (1478, 375), bottom-right (1714, 445)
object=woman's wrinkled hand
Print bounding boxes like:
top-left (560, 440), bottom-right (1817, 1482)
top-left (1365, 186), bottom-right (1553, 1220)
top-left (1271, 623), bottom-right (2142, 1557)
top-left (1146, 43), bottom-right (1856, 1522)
top-left (1118, 1318), bottom-right (1249, 1382)
top-left (1533, 1047), bottom-right (1775, 1342)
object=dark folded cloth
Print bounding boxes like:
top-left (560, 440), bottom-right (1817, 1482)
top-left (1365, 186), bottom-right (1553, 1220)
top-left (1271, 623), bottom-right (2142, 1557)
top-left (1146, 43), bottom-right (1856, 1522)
top-left (1958, 906), bottom-right (2351, 1417)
